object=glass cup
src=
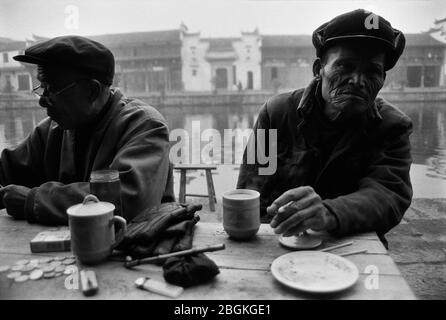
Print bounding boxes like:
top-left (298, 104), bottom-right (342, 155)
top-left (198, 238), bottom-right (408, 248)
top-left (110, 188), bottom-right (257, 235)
top-left (90, 169), bottom-right (122, 217)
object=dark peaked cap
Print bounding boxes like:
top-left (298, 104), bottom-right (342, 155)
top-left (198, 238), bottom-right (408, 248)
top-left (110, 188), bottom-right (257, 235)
top-left (312, 9), bottom-right (405, 71)
top-left (14, 35), bottom-right (115, 85)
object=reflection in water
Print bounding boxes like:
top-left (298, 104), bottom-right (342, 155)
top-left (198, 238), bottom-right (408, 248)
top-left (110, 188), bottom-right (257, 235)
top-left (0, 109), bottom-right (47, 149)
top-left (400, 102), bottom-right (446, 179)
top-left (162, 104), bottom-right (259, 165)
top-left (0, 102), bottom-right (445, 179)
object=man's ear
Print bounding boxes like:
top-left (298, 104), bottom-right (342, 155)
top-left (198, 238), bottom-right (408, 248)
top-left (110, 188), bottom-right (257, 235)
top-left (313, 58), bottom-right (322, 77)
top-left (88, 79), bottom-right (101, 103)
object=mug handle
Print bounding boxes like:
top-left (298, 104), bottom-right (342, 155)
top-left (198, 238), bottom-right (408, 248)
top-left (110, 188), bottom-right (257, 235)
top-left (111, 216), bottom-right (127, 249)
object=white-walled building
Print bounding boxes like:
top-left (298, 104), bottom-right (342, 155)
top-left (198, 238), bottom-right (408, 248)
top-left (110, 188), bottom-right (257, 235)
top-left (181, 31), bottom-right (212, 91)
top-left (429, 18), bottom-right (446, 86)
top-left (182, 29), bottom-right (261, 91)
top-left (0, 39), bottom-right (33, 93)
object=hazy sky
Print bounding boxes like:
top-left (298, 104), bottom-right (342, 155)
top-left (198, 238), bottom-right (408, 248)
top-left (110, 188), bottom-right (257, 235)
top-left (1, 0), bottom-right (445, 40)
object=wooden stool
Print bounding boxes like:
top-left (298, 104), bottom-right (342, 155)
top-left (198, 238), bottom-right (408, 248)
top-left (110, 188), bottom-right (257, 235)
top-left (174, 164), bottom-right (217, 211)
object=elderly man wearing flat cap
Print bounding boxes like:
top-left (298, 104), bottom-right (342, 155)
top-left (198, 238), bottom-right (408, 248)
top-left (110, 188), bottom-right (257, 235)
top-left (237, 9), bottom-right (412, 244)
top-left (0, 35), bottom-right (174, 224)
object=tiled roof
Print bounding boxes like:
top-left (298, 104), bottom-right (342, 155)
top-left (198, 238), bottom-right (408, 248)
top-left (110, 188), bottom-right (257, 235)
top-left (88, 30), bottom-right (182, 48)
top-left (0, 40), bottom-right (26, 51)
top-left (427, 27), bottom-right (442, 33)
top-left (262, 35), bottom-right (312, 47)
top-left (405, 33), bottom-right (445, 47)
top-left (30, 34), bottom-right (50, 42)
top-left (0, 37), bottom-right (16, 43)
top-left (261, 33), bottom-right (445, 48)
top-left (6, 31), bottom-right (444, 53)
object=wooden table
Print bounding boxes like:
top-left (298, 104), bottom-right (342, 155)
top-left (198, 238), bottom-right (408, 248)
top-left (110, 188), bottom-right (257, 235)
top-left (0, 210), bottom-right (415, 300)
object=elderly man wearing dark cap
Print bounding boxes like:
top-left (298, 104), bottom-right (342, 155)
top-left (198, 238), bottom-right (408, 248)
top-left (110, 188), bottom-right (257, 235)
top-left (0, 35), bottom-right (174, 224)
top-left (237, 9), bottom-right (412, 244)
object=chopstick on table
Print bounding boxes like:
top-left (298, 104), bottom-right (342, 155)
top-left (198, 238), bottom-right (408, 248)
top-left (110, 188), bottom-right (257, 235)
top-left (320, 241), bottom-right (353, 252)
top-left (339, 249), bottom-right (368, 257)
top-left (319, 242), bottom-right (367, 256)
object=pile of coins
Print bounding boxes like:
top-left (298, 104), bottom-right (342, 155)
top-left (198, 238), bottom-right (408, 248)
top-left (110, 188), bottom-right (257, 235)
top-left (0, 256), bottom-right (77, 283)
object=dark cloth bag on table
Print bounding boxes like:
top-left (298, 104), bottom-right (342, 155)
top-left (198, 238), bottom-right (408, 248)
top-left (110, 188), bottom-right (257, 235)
top-left (163, 253), bottom-right (220, 288)
top-left (116, 202), bottom-right (202, 259)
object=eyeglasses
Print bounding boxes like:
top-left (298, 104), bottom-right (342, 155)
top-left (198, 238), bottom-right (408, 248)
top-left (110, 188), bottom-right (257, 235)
top-left (32, 80), bottom-right (82, 98)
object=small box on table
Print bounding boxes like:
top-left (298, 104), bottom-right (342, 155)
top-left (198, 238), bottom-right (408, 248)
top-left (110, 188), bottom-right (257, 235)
top-left (30, 230), bottom-right (71, 253)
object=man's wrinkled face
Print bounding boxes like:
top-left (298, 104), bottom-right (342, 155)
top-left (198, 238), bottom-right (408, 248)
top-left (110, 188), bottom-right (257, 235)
top-left (37, 66), bottom-right (97, 130)
top-left (317, 43), bottom-right (386, 124)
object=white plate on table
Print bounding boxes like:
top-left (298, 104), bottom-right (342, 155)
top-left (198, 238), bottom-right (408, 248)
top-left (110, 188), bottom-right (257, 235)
top-left (271, 251), bottom-right (359, 293)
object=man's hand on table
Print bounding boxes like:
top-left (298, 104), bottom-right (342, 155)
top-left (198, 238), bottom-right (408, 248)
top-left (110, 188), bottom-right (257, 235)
top-left (267, 186), bottom-right (338, 236)
top-left (0, 184), bottom-right (30, 219)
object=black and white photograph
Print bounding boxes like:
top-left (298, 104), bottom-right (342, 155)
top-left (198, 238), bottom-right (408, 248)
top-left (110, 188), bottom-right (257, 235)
top-left (0, 0), bottom-right (445, 305)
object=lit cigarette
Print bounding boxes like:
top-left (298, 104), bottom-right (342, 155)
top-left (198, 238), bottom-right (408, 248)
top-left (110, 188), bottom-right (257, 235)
top-left (278, 201), bottom-right (295, 213)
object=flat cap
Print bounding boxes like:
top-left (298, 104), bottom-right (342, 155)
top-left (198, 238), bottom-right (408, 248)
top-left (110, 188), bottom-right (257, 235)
top-left (14, 35), bottom-right (115, 85)
top-left (312, 9), bottom-right (405, 70)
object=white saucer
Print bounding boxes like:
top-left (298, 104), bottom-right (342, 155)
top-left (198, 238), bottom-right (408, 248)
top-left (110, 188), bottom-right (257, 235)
top-left (279, 234), bottom-right (322, 250)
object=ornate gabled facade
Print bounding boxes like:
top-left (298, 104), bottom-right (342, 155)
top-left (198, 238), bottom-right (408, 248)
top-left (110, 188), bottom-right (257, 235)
top-left (182, 29), bottom-right (261, 91)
